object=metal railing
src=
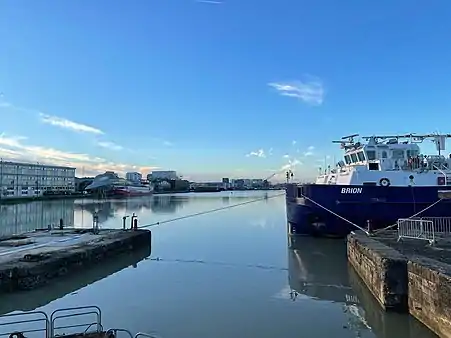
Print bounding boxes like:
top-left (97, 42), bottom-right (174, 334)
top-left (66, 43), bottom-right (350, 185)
top-left (397, 217), bottom-right (451, 244)
top-left (420, 217), bottom-right (451, 235)
top-left (397, 218), bottom-right (435, 244)
top-left (0, 306), bottom-right (158, 338)
top-left (50, 305), bottom-right (102, 337)
top-left (0, 311), bottom-right (49, 338)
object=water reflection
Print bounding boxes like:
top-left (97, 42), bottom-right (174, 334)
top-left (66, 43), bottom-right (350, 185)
top-left (348, 266), bottom-right (435, 338)
top-left (73, 195), bottom-right (189, 226)
top-left (288, 236), bottom-right (435, 338)
top-left (0, 246), bottom-right (151, 316)
top-left (0, 200), bottom-right (75, 237)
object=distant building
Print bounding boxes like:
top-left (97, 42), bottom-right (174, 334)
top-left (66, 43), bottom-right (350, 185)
top-left (149, 170), bottom-right (177, 181)
top-left (222, 178), bottom-right (230, 189)
top-left (126, 172), bottom-right (142, 182)
top-left (0, 160), bottom-right (75, 199)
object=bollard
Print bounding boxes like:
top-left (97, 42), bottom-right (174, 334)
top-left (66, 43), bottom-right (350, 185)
top-left (130, 213), bottom-right (138, 231)
top-left (133, 217), bottom-right (138, 230)
top-left (367, 219), bottom-right (373, 234)
top-left (59, 218), bottom-right (64, 231)
top-left (122, 216), bottom-right (129, 230)
top-left (93, 212), bottom-right (99, 234)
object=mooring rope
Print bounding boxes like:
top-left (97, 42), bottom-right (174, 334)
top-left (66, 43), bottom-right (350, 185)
top-left (297, 193), bottom-right (370, 235)
top-left (137, 192), bottom-right (285, 229)
top-left (373, 198), bottom-right (444, 234)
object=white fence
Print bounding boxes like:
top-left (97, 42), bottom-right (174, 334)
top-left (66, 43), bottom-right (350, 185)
top-left (397, 217), bottom-right (451, 244)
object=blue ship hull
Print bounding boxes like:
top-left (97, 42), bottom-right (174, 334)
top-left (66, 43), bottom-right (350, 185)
top-left (286, 183), bottom-right (451, 237)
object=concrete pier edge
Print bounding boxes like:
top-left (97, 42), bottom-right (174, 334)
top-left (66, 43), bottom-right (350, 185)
top-left (0, 229), bottom-right (152, 293)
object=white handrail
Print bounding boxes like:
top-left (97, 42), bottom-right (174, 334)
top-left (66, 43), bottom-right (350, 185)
top-left (433, 164), bottom-right (448, 185)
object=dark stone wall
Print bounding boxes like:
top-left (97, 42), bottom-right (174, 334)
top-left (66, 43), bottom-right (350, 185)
top-left (0, 229), bottom-right (151, 293)
top-left (408, 256), bottom-right (451, 337)
top-left (347, 231), bottom-right (408, 312)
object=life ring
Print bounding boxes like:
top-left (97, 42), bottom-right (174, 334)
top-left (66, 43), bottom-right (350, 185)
top-left (379, 178), bottom-right (390, 187)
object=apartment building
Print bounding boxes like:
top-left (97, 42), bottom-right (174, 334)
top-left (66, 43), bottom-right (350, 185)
top-left (0, 160), bottom-right (76, 198)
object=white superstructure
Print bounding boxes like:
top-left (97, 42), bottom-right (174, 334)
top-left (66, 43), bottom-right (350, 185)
top-left (315, 133), bottom-right (451, 187)
top-left (0, 160), bottom-right (76, 198)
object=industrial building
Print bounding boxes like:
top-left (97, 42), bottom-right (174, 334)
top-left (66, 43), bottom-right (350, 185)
top-left (126, 172), bottom-right (142, 182)
top-left (0, 160), bottom-right (76, 199)
top-left (147, 170), bottom-right (178, 181)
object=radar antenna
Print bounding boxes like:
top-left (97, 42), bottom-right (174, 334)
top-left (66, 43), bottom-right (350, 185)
top-left (332, 134), bottom-right (359, 150)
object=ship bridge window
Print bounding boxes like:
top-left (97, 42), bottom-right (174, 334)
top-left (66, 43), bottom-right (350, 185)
top-left (366, 150), bottom-right (376, 160)
top-left (407, 149), bottom-right (419, 158)
top-left (344, 155), bottom-right (351, 165)
top-left (357, 151), bottom-right (365, 161)
top-left (392, 149), bottom-right (405, 159)
top-left (350, 153), bottom-right (358, 162)
top-left (382, 151), bottom-right (387, 158)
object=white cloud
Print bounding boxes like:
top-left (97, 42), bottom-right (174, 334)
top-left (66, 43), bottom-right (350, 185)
top-left (268, 76), bottom-right (325, 105)
top-left (39, 113), bottom-right (104, 135)
top-left (283, 154), bottom-right (290, 159)
top-left (303, 151), bottom-right (314, 157)
top-left (97, 141), bottom-right (123, 151)
top-left (246, 149), bottom-right (266, 158)
top-left (268, 148), bottom-right (273, 156)
top-left (292, 140), bottom-right (297, 146)
top-left (0, 134), bottom-right (156, 177)
top-left (307, 146), bottom-right (315, 151)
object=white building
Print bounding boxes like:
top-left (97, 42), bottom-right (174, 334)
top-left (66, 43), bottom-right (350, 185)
top-left (0, 160), bottom-right (76, 199)
top-left (149, 170), bottom-right (177, 181)
top-left (126, 172), bottom-right (142, 182)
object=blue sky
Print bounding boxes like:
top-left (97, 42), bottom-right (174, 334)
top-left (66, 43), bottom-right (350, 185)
top-left (1, 0), bottom-right (451, 181)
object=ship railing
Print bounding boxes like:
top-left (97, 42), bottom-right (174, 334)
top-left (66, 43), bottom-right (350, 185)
top-left (50, 305), bottom-right (103, 337)
top-left (0, 310), bottom-right (49, 338)
top-left (397, 218), bottom-right (435, 245)
top-left (0, 306), bottom-right (159, 338)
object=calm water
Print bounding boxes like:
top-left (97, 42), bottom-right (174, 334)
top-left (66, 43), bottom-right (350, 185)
top-left (0, 191), bottom-right (436, 338)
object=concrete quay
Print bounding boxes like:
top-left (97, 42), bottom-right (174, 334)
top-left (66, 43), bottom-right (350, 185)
top-left (347, 230), bottom-right (451, 337)
top-left (0, 228), bottom-right (151, 293)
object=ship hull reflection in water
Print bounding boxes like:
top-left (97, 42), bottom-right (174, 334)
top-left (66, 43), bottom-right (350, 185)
top-left (288, 236), bottom-right (436, 338)
top-left (0, 200), bottom-right (75, 237)
top-left (0, 245), bottom-right (151, 315)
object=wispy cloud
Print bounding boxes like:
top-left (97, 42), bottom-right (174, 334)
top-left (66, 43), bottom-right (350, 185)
top-left (39, 113), bottom-right (104, 135)
top-left (163, 140), bottom-right (173, 147)
top-left (97, 141), bottom-right (123, 151)
top-left (246, 149), bottom-right (266, 158)
top-left (302, 146), bottom-right (315, 157)
top-left (0, 133), bottom-right (156, 176)
top-left (268, 76), bottom-right (325, 105)
top-left (196, 0), bottom-right (223, 4)
top-left (283, 154), bottom-right (290, 159)
top-left (292, 140), bottom-right (297, 146)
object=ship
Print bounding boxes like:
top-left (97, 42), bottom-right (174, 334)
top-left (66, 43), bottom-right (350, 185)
top-left (85, 171), bottom-right (153, 197)
top-left (286, 133), bottom-right (451, 237)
